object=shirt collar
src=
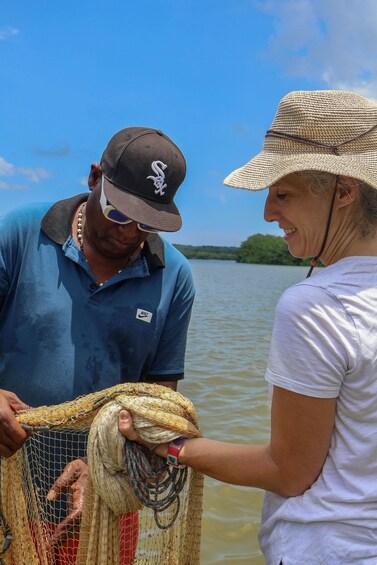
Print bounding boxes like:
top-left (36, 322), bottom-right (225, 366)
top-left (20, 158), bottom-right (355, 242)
top-left (41, 193), bottom-right (165, 270)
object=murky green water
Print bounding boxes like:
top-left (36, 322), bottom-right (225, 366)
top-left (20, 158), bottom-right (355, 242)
top-left (179, 261), bottom-right (309, 564)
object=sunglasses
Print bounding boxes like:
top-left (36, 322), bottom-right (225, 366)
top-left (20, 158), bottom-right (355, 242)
top-left (100, 176), bottom-right (158, 233)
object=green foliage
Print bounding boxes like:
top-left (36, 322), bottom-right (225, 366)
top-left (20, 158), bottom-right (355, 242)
top-left (237, 234), bottom-right (311, 266)
top-left (174, 244), bottom-right (237, 260)
top-left (174, 236), bottom-right (314, 266)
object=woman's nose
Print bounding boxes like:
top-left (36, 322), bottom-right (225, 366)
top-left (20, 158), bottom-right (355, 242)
top-left (264, 192), bottom-right (279, 223)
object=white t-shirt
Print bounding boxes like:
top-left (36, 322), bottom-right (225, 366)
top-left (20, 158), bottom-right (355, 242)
top-left (259, 256), bottom-right (377, 565)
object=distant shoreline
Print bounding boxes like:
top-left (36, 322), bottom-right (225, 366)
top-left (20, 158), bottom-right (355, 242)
top-left (174, 237), bottom-right (313, 267)
top-left (173, 244), bottom-right (238, 261)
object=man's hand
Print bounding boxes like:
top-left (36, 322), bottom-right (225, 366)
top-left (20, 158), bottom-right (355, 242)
top-left (47, 459), bottom-right (88, 546)
top-left (0, 389), bottom-right (30, 457)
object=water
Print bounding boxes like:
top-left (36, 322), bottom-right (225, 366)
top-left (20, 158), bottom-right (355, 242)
top-left (179, 261), bottom-right (309, 564)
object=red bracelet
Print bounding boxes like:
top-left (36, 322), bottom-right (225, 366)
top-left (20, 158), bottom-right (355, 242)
top-left (167, 437), bottom-right (186, 468)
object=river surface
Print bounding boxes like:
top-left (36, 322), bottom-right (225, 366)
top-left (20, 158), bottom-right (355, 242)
top-left (179, 260), bottom-right (310, 564)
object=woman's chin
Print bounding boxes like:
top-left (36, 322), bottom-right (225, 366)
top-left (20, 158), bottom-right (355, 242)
top-left (287, 245), bottom-right (302, 259)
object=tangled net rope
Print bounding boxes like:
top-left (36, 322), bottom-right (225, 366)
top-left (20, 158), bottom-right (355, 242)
top-left (122, 440), bottom-right (188, 529)
top-left (0, 383), bottom-right (204, 565)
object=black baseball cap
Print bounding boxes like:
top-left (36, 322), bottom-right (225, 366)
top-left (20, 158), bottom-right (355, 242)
top-left (100, 127), bottom-right (186, 232)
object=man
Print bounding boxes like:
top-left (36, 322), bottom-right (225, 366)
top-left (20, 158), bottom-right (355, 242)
top-left (0, 127), bottom-right (194, 559)
top-left (0, 126), bottom-right (193, 448)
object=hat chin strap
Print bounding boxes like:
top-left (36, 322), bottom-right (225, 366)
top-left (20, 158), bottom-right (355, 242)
top-left (306, 176), bottom-right (339, 278)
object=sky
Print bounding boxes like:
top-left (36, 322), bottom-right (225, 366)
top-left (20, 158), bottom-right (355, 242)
top-left (1, 0), bottom-right (377, 246)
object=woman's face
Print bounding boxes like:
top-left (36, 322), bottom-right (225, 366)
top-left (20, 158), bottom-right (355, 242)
top-left (264, 173), bottom-right (335, 259)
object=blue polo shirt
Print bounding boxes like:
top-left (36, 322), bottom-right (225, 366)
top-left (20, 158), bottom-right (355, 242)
top-left (0, 195), bottom-right (195, 407)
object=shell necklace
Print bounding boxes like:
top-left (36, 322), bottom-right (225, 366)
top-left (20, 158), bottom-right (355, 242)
top-left (77, 203), bottom-right (133, 287)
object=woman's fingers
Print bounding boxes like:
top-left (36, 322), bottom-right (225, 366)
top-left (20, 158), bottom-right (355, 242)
top-left (118, 409), bottom-right (139, 441)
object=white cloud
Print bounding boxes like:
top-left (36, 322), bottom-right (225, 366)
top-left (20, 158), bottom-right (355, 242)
top-left (17, 167), bottom-right (52, 183)
top-left (259, 0), bottom-right (377, 98)
top-left (0, 155), bottom-right (52, 188)
top-left (0, 181), bottom-right (27, 191)
top-left (0, 27), bottom-right (19, 41)
top-left (0, 157), bottom-right (15, 176)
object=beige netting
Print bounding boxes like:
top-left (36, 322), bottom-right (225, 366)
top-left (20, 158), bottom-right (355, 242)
top-left (0, 383), bottom-right (203, 565)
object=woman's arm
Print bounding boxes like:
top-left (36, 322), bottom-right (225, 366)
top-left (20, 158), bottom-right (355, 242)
top-left (119, 386), bottom-right (336, 497)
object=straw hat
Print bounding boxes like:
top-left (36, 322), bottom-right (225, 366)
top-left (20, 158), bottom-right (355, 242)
top-left (223, 90), bottom-right (377, 191)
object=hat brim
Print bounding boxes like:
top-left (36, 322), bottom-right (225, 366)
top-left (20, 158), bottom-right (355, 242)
top-left (224, 149), bottom-right (377, 192)
top-left (103, 177), bottom-right (182, 232)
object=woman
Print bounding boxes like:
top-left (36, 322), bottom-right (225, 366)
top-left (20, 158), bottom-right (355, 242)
top-left (119, 90), bottom-right (377, 564)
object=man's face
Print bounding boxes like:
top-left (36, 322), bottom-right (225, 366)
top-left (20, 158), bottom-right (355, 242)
top-left (84, 182), bottom-right (150, 261)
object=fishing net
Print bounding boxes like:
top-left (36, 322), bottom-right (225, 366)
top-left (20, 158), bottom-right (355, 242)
top-left (0, 383), bottom-right (203, 565)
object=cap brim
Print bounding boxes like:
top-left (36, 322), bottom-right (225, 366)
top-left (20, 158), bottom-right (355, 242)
top-left (103, 177), bottom-right (182, 232)
top-left (224, 149), bottom-right (377, 192)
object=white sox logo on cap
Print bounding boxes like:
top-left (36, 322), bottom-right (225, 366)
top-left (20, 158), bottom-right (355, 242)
top-left (147, 160), bottom-right (167, 196)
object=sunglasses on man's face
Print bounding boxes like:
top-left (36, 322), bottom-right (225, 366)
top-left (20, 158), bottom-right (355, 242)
top-left (99, 176), bottom-right (158, 233)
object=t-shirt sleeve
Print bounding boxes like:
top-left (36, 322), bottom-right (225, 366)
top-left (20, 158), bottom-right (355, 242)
top-left (265, 283), bottom-right (360, 398)
top-left (0, 212), bottom-right (16, 305)
top-left (147, 258), bottom-right (195, 379)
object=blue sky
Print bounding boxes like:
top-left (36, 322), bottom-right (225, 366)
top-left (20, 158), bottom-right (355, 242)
top-left (1, 0), bottom-right (377, 246)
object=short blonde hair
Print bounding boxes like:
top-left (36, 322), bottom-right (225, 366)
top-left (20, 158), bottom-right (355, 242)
top-left (297, 170), bottom-right (377, 237)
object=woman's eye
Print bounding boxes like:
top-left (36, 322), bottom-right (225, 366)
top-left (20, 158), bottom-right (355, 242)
top-left (277, 193), bottom-right (287, 201)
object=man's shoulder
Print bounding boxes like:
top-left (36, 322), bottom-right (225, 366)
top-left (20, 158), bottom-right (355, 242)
top-left (0, 202), bottom-right (53, 232)
top-left (160, 238), bottom-right (193, 270)
top-left (143, 235), bottom-right (191, 272)
top-left (161, 238), bottom-right (187, 260)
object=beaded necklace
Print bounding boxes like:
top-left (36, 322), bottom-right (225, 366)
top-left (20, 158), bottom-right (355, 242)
top-left (77, 203), bottom-right (133, 287)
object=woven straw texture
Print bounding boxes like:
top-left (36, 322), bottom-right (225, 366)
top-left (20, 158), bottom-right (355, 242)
top-left (224, 90), bottom-right (377, 191)
top-left (0, 383), bottom-right (203, 565)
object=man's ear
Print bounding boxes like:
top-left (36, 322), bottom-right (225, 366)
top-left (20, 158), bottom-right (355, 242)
top-left (88, 163), bottom-right (102, 191)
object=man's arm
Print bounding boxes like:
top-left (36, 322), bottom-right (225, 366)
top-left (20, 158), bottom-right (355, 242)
top-left (47, 459), bottom-right (88, 546)
top-left (0, 216), bottom-right (31, 456)
top-left (143, 254), bottom-right (195, 392)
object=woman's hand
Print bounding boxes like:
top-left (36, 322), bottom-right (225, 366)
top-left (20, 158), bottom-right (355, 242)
top-left (118, 410), bottom-right (141, 442)
top-left (118, 410), bottom-right (169, 456)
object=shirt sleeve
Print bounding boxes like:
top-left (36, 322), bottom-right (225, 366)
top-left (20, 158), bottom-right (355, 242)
top-left (147, 257), bottom-right (195, 379)
top-left (265, 283), bottom-right (360, 398)
top-left (0, 212), bottom-right (16, 305)
top-left (0, 252), bottom-right (10, 305)
top-left (0, 204), bottom-right (49, 309)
